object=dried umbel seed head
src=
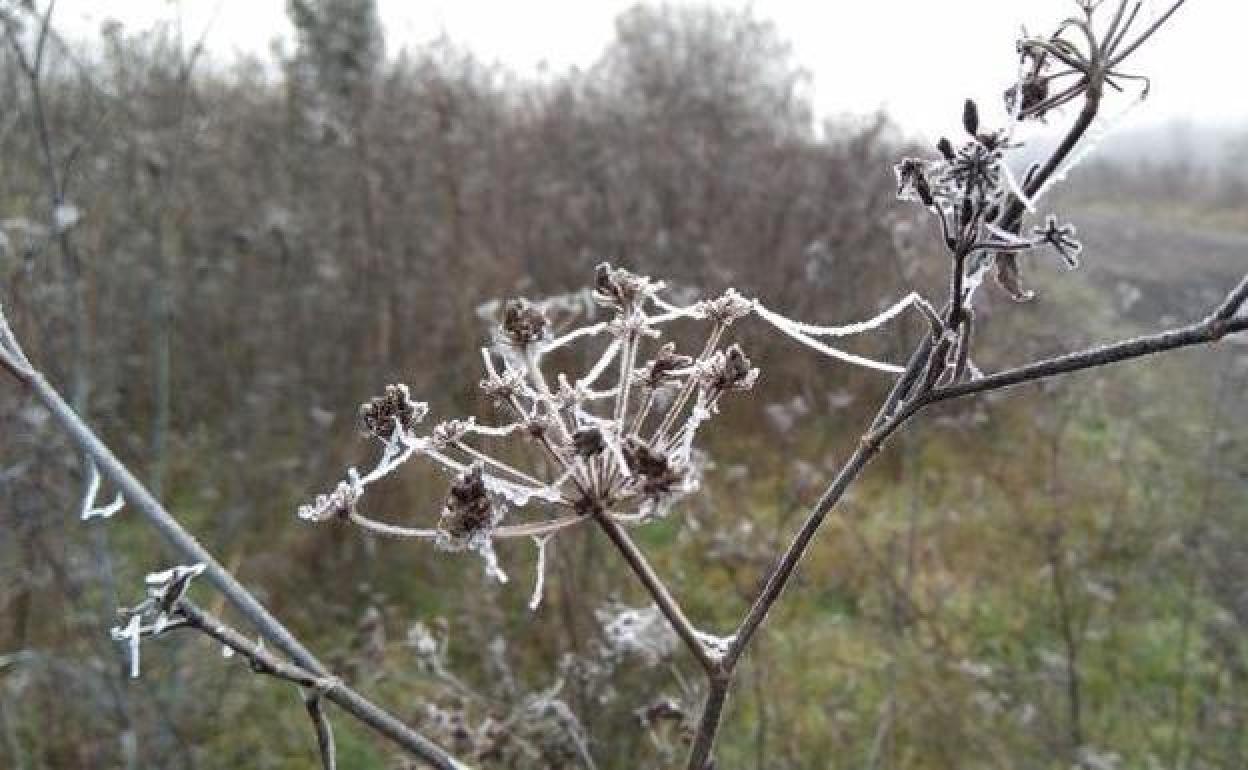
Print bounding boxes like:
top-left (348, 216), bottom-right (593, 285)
top-left (593, 262), bottom-right (655, 313)
top-left (635, 342), bottom-right (693, 389)
top-left (439, 464), bottom-right (496, 540)
top-left (699, 344), bottom-right (759, 394)
top-left (1005, 73), bottom-right (1050, 118)
top-left (572, 426), bottom-right (606, 458)
top-left (359, 383), bottom-right (428, 440)
top-left (500, 298), bottom-right (549, 348)
top-left (695, 288), bottom-right (754, 326)
top-left (943, 140), bottom-right (1003, 199)
top-left (622, 437), bottom-right (686, 499)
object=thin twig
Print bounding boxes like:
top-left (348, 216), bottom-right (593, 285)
top-left (0, 363), bottom-right (464, 769)
top-left (304, 696), bottom-right (338, 770)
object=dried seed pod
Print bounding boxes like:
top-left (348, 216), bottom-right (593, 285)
top-left (593, 263), bottom-right (655, 312)
top-left (696, 288), bottom-right (754, 325)
top-left (439, 464), bottom-right (496, 541)
top-left (500, 298), bottom-right (549, 348)
top-left (572, 426), bottom-right (606, 458)
top-left (636, 342), bottom-right (693, 389)
top-left (700, 344), bottom-right (759, 394)
top-left (359, 383), bottom-right (428, 440)
top-left (622, 437), bottom-right (687, 499)
top-left (894, 158), bottom-right (934, 206)
top-left (962, 98), bottom-right (980, 136)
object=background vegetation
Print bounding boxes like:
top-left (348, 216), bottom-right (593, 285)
top-left (1, 2), bottom-right (1246, 768)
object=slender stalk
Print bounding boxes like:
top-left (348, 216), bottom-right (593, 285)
top-left (680, 274), bottom-right (1248, 766)
top-left (930, 288), bottom-right (1247, 405)
top-left (684, 677), bottom-right (730, 770)
top-left (305, 696), bottom-right (338, 770)
top-left (592, 510), bottom-right (716, 673)
top-left (0, 364), bottom-right (464, 769)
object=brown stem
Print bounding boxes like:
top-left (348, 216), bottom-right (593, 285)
top-left (684, 676), bottom-right (731, 770)
top-left (592, 511), bottom-right (717, 673)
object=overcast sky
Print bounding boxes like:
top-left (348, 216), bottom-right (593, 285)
top-left (54, 1), bottom-right (1247, 137)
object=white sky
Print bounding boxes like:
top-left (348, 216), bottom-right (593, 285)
top-left (54, 1), bottom-right (1248, 136)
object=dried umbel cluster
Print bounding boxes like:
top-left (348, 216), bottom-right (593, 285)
top-left (894, 96), bottom-right (1085, 307)
top-left (296, 262), bottom-right (773, 588)
top-left (294, 237), bottom-right (951, 595)
top-left (894, 2), bottom-right (1172, 307)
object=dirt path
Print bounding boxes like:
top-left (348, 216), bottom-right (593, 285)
top-left (1074, 211), bottom-right (1248, 323)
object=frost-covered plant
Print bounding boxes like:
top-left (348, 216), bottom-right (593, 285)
top-left (4, 3), bottom-right (1244, 770)
top-left (295, 260), bottom-right (932, 597)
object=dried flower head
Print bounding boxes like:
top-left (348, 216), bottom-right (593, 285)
top-left (359, 383), bottom-right (428, 440)
top-left (298, 259), bottom-right (931, 584)
top-left (572, 426), bottom-right (606, 458)
top-left (500, 298), bottom-right (550, 348)
top-left (438, 464), bottom-right (499, 544)
top-left (480, 366), bottom-right (526, 403)
top-left (622, 438), bottom-right (688, 501)
top-left (593, 262), bottom-right (659, 313)
top-left (634, 342), bottom-right (693, 389)
top-left (694, 288), bottom-right (754, 326)
top-left (698, 344), bottom-right (759, 395)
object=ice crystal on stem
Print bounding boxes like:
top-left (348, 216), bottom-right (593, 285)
top-left (110, 564), bottom-right (206, 678)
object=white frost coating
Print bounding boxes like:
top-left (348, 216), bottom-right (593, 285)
top-left (694, 630), bottom-right (737, 661)
top-left (983, 223), bottom-right (1033, 248)
top-left (1001, 161), bottom-right (1037, 214)
top-left (528, 535), bottom-right (552, 611)
top-left (111, 614), bottom-right (143, 679)
top-left (80, 460), bottom-right (125, 521)
top-left (464, 421), bottom-right (523, 438)
top-left (222, 644), bottom-right (235, 659)
top-left (421, 448), bottom-right (470, 475)
top-left (755, 293), bottom-right (922, 338)
top-left (577, 339), bottom-right (621, 389)
top-left (358, 438), bottom-right (416, 486)
top-left (543, 321), bottom-right (608, 353)
top-left (482, 473), bottom-right (564, 507)
top-left (755, 304), bottom-right (905, 374)
top-left (479, 539), bottom-right (509, 584)
top-left (670, 397), bottom-right (711, 461)
top-left (145, 563), bottom-right (206, 588)
top-left (961, 258), bottom-right (996, 306)
top-left (648, 295), bottom-right (699, 321)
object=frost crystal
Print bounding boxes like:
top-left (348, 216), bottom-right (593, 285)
top-left (110, 563), bottom-right (207, 678)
